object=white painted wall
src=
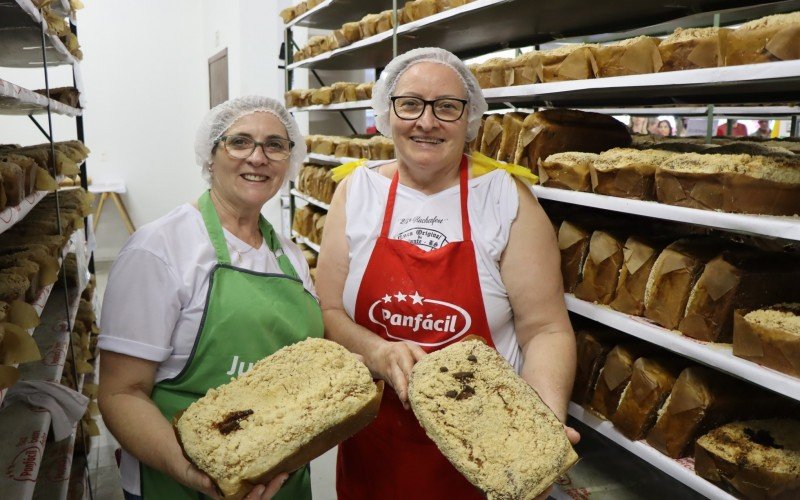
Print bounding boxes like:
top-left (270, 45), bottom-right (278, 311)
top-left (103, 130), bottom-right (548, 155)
top-left (0, 0), bottom-right (306, 261)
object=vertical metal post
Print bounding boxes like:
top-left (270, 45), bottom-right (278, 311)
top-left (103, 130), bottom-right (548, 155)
top-left (284, 27), bottom-right (293, 94)
top-left (392, 0), bottom-right (398, 58)
top-left (791, 115), bottom-right (798, 137)
top-left (705, 104), bottom-right (715, 143)
top-left (726, 119), bottom-right (734, 136)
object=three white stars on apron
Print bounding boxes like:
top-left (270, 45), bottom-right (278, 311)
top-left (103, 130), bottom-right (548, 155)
top-left (381, 291), bottom-right (425, 304)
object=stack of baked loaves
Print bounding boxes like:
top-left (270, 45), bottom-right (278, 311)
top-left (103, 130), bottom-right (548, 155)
top-left (305, 135), bottom-right (394, 160)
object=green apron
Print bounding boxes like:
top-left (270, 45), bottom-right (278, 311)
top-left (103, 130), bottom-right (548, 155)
top-left (140, 191), bottom-right (324, 499)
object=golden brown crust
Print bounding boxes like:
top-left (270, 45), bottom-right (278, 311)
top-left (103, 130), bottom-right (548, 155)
top-left (174, 381), bottom-right (384, 499)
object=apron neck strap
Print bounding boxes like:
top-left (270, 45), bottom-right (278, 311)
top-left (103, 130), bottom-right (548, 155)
top-left (381, 155), bottom-right (471, 240)
top-left (198, 191), bottom-right (299, 278)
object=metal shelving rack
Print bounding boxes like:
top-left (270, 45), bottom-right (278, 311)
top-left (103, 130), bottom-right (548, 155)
top-left (281, 1), bottom-right (800, 497)
top-left (0, 2), bottom-right (94, 499)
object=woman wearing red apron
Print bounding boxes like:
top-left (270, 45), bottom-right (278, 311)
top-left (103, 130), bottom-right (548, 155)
top-left (317, 48), bottom-right (579, 499)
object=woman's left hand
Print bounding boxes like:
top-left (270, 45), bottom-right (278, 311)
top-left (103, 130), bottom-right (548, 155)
top-left (564, 424), bottom-right (580, 445)
top-left (533, 425), bottom-right (581, 500)
top-left (242, 474), bottom-right (289, 500)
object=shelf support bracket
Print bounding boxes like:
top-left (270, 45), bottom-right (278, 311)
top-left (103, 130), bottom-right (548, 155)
top-left (27, 114), bottom-right (51, 142)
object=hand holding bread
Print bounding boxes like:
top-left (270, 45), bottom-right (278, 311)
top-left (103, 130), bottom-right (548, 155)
top-left (364, 339), bottom-right (427, 409)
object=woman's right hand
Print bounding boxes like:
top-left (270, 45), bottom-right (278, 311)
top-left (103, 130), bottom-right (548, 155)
top-left (178, 461), bottom-right (289, 499)
top-left (365, 341), bottom-right (427, 409)
top-left (176, 461), bottom-right (223, 499)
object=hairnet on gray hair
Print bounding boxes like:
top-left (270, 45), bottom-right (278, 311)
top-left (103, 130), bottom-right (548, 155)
top-left (371, 47), bottom-right (488, 142)
top-left (195, 95), bottom-right (307, 183)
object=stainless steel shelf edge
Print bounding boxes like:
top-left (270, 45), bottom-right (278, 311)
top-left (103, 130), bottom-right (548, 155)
top-left (531, 185), bottom-right (800, 241)
top-left (567, 402), bottom-right (737, 500)
top-left (565, 294), bottom-right (800, 402)
top-left (291, 230), bottom-right (321, 253)
top-left (289, 99), bottom-right (371, 112)
top-left (0, 78), bottom-right (82, 117)
top-left (290, 188), bottom-right (331, 211)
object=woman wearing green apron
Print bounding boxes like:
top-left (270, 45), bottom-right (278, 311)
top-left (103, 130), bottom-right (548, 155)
top-left (98, 96), bottom-right (322, 499)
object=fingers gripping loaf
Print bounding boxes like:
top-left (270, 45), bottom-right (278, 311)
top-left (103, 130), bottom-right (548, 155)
top-left (409, 340), bottom-right (577, 499)
top-left (175, 338), bottom-right (382, 498)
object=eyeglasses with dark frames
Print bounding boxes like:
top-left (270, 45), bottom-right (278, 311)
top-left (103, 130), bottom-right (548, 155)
top-left (216, 135), bottom-right (294, 161)
top-left (390, 96), bottom-right (468, 122)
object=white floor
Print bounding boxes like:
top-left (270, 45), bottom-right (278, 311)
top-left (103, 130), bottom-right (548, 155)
top-left (89, 260), bottom-right (339, 498)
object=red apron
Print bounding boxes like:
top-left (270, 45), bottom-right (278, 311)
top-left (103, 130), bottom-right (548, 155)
top-left (337, 155), bottom-right (494, 499)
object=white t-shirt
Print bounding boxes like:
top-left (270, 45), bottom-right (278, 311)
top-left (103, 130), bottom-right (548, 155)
top-left (342, 165), bottom-right (524, 371)
top-left (98, 203), bottom-right (315, 495)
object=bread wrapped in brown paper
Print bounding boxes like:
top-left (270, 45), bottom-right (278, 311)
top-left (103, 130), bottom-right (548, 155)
top-left (506, 51), bottom-right (544, 86)
top-left (656, 153), bottom-right (800, 216)
top-left (358, 13), bottom-right (381, 38)
top-left (610, 236), bottom-right (668, 316)
top-left (646, 367), bottom-right (786, 458)
top-left (733, 303), bottom-right (800, 378)
top-left (354, 82), bottom-right (374, 101)
top-left (515, 109), bottom-right (632, 175)
top-left (644, 238), bottom-right (724, 330)
top-left (558, 221), bottom-right (591, 293)
top-left (695, 418), bottom-right (800, 499)
top-left (574, 230), bottom-right (626, 305)
top-left (591, 148), bottom-right (675, 200)
top-left (680, 252), bottom-right (800, 343)
top-left (471, 58), bottom-right (510, 89)
top-left (659, 27), bottom-right (728, 71)
top-left (331, 82), bottom-right (358, 103)
top-left (725, 12), bottom-right (800, 66)
top-left (539, 152), bottom-right (597, 192)
top-left (572, 327), bottom-right (617, 406)
top-left (495, 112), bottom-right (527, 163)
top-left (310, 87), bottom-right (333, 106)
top-left (478, 114), bottom-right (503, 159)
top-left (0, 162), bottom-right (26, 207)
top-left (403, 0), bottom-right (439, 22)
top-left (612, 356), bottom-right (688, 440)
top-left (590, 342), bottom-right (658, 419)
top-left (591, 36), bottom-right (663, 77)
top-left (540, 45), bottom-right (597, 82)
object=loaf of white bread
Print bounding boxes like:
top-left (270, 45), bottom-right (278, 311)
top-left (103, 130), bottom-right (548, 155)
top-left (695, 419), bottom-right (800, 499)
top-left (175, 338), bottom-right (383, 498)
top-left (409, 340), bottom-right (577, 499)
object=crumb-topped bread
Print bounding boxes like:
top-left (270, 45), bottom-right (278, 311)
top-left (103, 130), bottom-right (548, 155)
top-left (408, 340), bottom-right (577, 499)
top-left (175, 338), bottom-right (382, 498)
top-left (695, 419), bottom-right (800, 499)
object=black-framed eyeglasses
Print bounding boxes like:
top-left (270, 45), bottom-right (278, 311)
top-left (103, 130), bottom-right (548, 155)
top-left (390, 96), bottom-right (467, 122)
top-left (216, 135), bottom-right (294, 161)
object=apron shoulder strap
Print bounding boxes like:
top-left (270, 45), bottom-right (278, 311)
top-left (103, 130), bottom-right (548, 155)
top-left (198, 190), bottom-right (232, 265)
top-left (199, 191), bottom-right (300, 279)
top-left (258, 216), bottom-right (300, 279)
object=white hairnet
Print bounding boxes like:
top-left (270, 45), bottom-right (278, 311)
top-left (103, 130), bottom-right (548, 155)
top-left (195, 95), bottom-right (307, 183)
top-left (371, 47), bottom-right (487, 142)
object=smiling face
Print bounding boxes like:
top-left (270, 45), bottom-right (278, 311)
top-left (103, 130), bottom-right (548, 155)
top-left (389, 62), bottom-right (469, 172)
top-left (209, 111), bottom-right (290, 213)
